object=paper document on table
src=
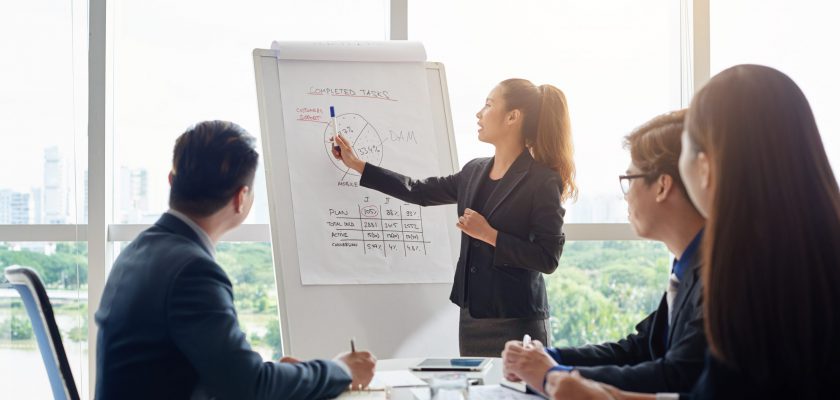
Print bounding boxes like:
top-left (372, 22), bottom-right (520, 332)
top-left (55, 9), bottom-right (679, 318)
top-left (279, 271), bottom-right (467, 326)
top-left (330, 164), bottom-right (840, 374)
top-left (470, 384), bottom-right (545, 399)
top-left (335, 390), bottom-right (386, 400)
top-left (500, 378), bottom-right (527, 392)
top-left (370, 370), bottom-right (429, 388)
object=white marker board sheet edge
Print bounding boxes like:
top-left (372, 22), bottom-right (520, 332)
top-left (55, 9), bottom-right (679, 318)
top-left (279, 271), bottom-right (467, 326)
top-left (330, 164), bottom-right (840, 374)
top-left (271, 40), bottom-right (427, 62)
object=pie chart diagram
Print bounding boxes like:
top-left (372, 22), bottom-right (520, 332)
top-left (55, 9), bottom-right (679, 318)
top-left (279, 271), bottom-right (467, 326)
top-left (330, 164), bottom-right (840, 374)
top-left (324, 113), bottom-right (384, 177)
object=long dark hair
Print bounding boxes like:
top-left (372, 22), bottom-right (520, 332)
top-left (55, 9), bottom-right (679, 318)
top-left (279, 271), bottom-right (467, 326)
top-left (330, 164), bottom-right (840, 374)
top-left (686, 64), bottom-right (840, 382)
top-left (499, 78), bottom-right (577, 201)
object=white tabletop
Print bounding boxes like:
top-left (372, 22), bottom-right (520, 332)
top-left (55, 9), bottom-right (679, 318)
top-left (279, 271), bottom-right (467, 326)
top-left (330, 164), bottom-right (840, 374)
top-left (337, 358), bottom-right (538, 399)
top-left (376, 357), bottom-right (503, 385)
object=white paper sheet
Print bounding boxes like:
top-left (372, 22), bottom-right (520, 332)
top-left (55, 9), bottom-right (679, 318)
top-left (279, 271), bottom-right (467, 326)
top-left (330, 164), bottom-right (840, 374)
top-left (469, 385), bottom-right (545, 400)
top-left (335, 390), bottom-right (387, 400)
top-left (273, 42), bottom-right (455, 285)
top-left (390, 385), bottom-right (544, 400)
top-left (370, 370), bottom-right (429, 389)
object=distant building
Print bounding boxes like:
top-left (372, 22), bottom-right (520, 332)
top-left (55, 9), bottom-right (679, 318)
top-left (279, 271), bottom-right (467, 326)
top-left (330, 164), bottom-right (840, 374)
top-left (0, 190), bottom-right (30, 224)
top-left (130, 168), bottom-right (149, 213)
top-left (31, 187), bottom-right (42, 224)
top-left (43, 146), bottom-right (69, 224)
top-left (564, 192), bottom-right (629, 224)
top-left (119, 166), bottom-right (150, 223)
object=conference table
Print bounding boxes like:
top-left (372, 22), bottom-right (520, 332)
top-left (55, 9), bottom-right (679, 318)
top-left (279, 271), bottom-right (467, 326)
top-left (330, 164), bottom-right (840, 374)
top-left (337, 357), bottom-right (543, 399)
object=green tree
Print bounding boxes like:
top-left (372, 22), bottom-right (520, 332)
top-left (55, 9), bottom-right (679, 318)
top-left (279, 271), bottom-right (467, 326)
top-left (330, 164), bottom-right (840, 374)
top-left (64, 303), bottom-right (88, 343)
top-left (215, 243), bottom-right (277, 316)
top-left (264, 319), bottom-right (282, 360)
top-left (546, 241), bottom-right (669, 348)
top-left (0, 315), bottom-right (34, 341)
top-left (215, 242), bottom-right (274, 285)
top-left (0, 244), bottom-right (88, 288)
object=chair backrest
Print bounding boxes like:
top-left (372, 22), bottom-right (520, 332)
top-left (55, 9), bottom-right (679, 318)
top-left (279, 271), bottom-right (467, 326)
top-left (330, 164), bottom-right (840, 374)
top-left (4, 266), bottom-right (80, 400)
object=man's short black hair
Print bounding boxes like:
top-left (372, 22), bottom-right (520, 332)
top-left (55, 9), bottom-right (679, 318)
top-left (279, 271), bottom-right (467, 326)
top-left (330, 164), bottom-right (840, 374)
top-left (169, 120), bottom-right (259, 217)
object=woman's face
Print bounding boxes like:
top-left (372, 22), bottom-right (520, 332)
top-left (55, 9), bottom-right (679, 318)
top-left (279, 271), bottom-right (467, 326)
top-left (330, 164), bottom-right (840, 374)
top-left (678, 128), bottom-right (712, 218)
top-left (475, 85), bottom-right (511, 144)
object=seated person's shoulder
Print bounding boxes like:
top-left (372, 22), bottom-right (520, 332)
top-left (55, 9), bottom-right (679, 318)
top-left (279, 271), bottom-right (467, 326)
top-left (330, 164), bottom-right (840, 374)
top-left (124, 229), bottom-right (227, 288)
top-left (141, 229), bottom-right (215, 264)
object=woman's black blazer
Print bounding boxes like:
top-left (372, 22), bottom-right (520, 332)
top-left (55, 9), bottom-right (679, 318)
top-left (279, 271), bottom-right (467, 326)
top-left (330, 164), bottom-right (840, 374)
top-left (359, 150), bottom-right (565, 319)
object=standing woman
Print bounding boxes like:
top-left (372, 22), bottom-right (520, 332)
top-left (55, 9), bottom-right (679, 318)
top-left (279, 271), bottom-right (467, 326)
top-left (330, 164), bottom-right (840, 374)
top-left (332, 78), bottom-right (576, 356)
top-left (544, 65), bottom-right (840, 398)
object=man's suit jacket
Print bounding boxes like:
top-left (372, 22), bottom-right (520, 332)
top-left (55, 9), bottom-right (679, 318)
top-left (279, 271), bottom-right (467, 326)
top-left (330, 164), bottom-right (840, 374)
top-left (547, 247), bottom-right (706, 393)
top-left (360, 150), bottom-right (565, 319)
top-left (94, 213), bottom-right (350, 400)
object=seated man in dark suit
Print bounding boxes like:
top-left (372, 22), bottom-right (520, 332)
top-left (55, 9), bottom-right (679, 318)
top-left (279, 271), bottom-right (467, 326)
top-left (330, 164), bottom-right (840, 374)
top-left (95, 120), bottom-right (376, 399)
top-left (502, 110), bottom-right (707, 394)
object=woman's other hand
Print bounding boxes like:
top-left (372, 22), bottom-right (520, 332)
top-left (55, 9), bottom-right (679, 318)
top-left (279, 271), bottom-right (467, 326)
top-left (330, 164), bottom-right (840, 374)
top-left (456, 208), bottom-right (499, 246)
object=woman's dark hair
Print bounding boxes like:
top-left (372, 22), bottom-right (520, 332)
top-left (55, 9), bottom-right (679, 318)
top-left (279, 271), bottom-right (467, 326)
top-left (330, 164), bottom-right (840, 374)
top-left (169, 120), bottom-right (259, 217)
top-left (686, 64), bottom-right (840, 383)
top-left (499, 78), bottom-right (577, 202)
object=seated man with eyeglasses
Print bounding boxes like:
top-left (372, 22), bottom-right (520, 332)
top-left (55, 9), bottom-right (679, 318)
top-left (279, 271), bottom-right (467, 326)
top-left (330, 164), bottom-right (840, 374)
top-left (502, 110), bottom-right (708, 395)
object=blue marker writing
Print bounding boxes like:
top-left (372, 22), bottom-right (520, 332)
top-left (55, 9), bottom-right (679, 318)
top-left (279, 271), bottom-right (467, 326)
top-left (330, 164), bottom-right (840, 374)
top-left (330, 106), bottom-right (341, 156)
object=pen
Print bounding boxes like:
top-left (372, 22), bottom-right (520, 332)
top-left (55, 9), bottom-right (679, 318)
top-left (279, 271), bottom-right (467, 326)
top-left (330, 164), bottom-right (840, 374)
top-left (351, 337), bottom-right (356, 353)
top-left (522, 334), bottom-right (531, 349)
top-left (331, 106), bottom-right (341, 155)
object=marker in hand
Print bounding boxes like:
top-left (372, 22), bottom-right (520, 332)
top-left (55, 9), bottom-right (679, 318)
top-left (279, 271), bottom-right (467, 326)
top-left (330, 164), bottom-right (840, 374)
top-left (331, 106), bottom-right (341, 156)
top-left (522, 334), bottom-right (532, 349)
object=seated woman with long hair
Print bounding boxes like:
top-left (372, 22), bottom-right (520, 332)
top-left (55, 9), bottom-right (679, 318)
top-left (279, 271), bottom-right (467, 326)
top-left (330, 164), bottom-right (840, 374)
top-left (545, 64), bottom-right (840, 399)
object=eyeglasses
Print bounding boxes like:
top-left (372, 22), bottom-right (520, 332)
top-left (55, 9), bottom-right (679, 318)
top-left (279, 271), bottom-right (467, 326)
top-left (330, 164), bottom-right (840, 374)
top-left (618, 174), bottom-right (649, 195)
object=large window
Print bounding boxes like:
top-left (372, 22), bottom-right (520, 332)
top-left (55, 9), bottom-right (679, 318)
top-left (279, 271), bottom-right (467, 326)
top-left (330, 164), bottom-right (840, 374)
top-left (111, 0), bottom-right (388, 224)
top-left (0, 0), bottom-right (89, 397)
top-left (106, 0), bottom-right (388, 367)
top-left (0, 242), bottom-right (88, 399)
top-left (0, 0), bottom-right (87, 225)
top-left (710, 0), bottom-right (840, 173)
top-left (214, 242), bottom-right (280, 359)
top-left (409, 0), bottom-right (682, 224)
top-left (409, 0), bottom-right (681, 344)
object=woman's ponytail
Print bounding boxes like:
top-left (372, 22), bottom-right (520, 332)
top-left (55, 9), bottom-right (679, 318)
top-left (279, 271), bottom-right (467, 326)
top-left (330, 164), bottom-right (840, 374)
top-left (499, 78), bottom-right (577, 202)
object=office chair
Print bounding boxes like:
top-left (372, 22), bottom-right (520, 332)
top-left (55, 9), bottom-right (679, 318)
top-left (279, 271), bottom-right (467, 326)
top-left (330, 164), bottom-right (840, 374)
top-left (4, 266), bottom-right (81, 400)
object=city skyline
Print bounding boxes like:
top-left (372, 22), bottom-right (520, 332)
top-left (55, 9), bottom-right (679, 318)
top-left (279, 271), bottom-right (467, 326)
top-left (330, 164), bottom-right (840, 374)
top-left (0, 145), bottom-right (624, 226)
top-left (0, 146), bottom-right (152, 225)
top-left (0, 145), bottom-right (271, 226)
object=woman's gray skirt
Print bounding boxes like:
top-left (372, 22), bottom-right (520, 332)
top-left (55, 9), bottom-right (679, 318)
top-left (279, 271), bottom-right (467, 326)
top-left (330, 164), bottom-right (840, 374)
top-left (458, 308), bottom-right (551, 357)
